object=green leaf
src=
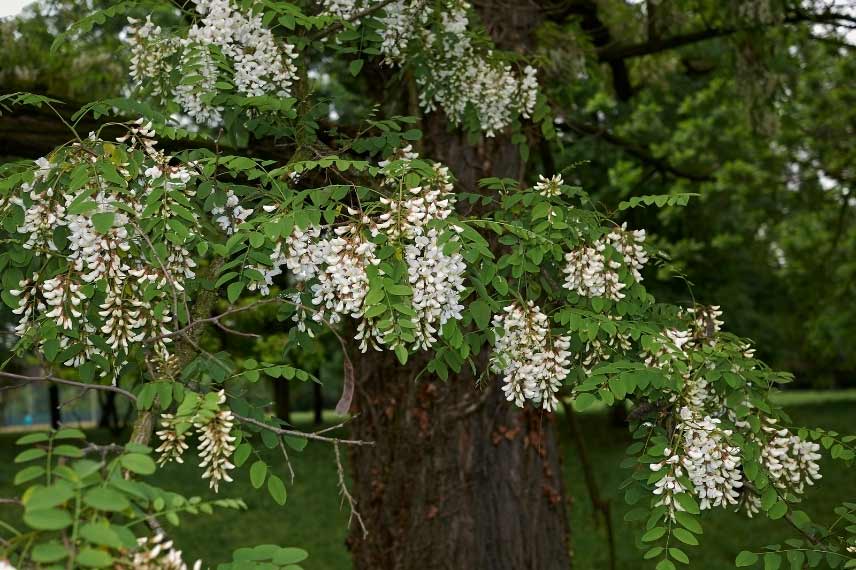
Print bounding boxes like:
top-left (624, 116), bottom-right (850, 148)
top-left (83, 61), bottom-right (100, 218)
top-left (267, 474), bottom-right (287, 505)
top-left (349, 59), bottom-right (364, 76)
top-left (54, 428), bottom-right (86, 440)
top-left (284, 435), bottom-right (308, 452)
top-left (24, 508), bottom-right (73, 530)
top-left (76, 547), bottom-right (114, 568)
top-left (53, 444), bottom-right (83, 458)
top-left (15, 465), bottom-right (45, 485)
top-left (764, 553), bottom-right (782, 570)
top-left (120, 453), bottom-right (156, 475)
top-left (27, 483), bottom-right (75, 510)
top-left (672, 528), bottom-right (699, 546)
top-left (227, 281), bottom-right (245, 304)
top-left (273, 547), bottom-right (309, 565)
top-left (234, 443), bottom-right (252, 467)
top-left (736, 551), bottom-right (759, 567)
top-left (91, 211), bottom-right (116, 233)
top-left (674, 512), bottom-right (702, 534)
top-left (669, 548), bottom-right (690, 564)
top-left (83, 488), bottom-right (130, 512)
top-left (15, 448), bottom-right (47, 463)
top-left (641, 527), bottom-right (665, 542)
top-left (250, 461), bottom-right (267, 489)
top-left (394, 344), bottom-right (408, 365)
top-left (768, 501), bottom-right (788, 520)
top-left (470, 300), bottom-right (491, 330)
top-left (80, 523), bottom-right (124, 549)
top-left (657, 561), bottom-right (676, 570)
top-left (31, 541), bottom-right (69, 563)
top-left (16, 432), bottom-right (49, 445)
top-left (573, 393), bottom-right (597, 411)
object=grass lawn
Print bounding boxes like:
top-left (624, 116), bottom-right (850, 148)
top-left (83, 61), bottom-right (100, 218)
top-left (1, 391), bottom-right (854, 569)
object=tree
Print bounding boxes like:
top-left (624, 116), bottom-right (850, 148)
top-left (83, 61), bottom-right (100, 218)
top-left (0, 1), bottom-right (854, 569)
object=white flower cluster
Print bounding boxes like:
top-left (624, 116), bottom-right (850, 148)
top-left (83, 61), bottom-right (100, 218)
top-left (130, 533), bottom-right (202, 570)
top-left (126, 0), bottom-right (297, 125)
top-left (211, 189), bottom-right (253, 235)
top-left (650, 407), bottom-right (743, 516)
top-left (156, 391), bottom-right (236, 492)
top-left (8, 123), bottom-right (199, 380)
top-left (490, 302), bottom-right (571, 411)
top-left (246, 150), bottom-right (465, 353)
top-left (563, 224), bottom-right (648, 301)
top-left (761, 418), bottom-right (822, 494)
top-left (188, 0), bottom-right (297, 98)
top-left (321, 0), bottom-right (538, 136)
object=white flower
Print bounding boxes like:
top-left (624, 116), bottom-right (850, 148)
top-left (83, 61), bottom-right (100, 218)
top-left (534, 174), bottom-right (563, 197)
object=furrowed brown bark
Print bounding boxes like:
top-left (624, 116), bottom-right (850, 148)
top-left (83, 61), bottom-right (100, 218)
top-left (347, 350), bottom-right (570, 570)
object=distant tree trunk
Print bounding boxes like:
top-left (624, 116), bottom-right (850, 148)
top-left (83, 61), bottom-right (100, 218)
top-left (99, 392), bottom-right (121, 433)
top-left (273, 379), bottom-right (291, 423)
top-left (313, 382), bottom-right (323, 425)
top-left (48, 384), bottom-right (60, 429)
top-left (348, 5), bottom-right (571, 560)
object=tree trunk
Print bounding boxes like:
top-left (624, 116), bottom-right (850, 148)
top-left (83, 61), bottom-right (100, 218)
top-left (348, 3), bottom-right (571, 558)
top-left (48, 384), bottom-right (61, 429)
top-left (348, 351), bottom-right (570, 569)
top-left (313, 382), bottom-right (324, 425)
top-left (273, 379), bottom-right (291, 424)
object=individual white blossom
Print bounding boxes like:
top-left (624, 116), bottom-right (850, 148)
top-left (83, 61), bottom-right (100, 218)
top-left (211, 189), bottom-right (253, 235)
top-left (491, 301), bottom-right (571, 411)
top-left (534, 174), bottom-right (563, 197)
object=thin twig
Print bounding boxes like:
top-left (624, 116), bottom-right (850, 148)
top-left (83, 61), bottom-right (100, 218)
top-left (234, 413), bottom-right (373, 447)
top-left (278, 439), bottom-right (296, 485)
top-left (334, 442), bottom-right (368, 538)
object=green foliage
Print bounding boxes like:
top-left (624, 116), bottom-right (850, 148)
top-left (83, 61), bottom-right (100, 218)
top-left (5, 429), bottom-right (245, 567)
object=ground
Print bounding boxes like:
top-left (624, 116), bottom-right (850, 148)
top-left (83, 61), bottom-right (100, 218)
top-left (1, 391), bottom-right (853, 569)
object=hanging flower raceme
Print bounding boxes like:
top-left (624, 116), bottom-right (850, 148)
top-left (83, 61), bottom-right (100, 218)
top-left (491, 301), bottom-right (571, 411)
top-left (563, 223), bottom-right (648, 301)
top-left (760, 418), bottom-right (822, 494)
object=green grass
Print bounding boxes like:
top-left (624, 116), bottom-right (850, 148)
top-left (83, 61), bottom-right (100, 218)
top-left (1, 396), bottom-right (854, 569)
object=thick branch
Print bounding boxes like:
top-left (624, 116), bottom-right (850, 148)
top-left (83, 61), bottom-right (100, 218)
top-left (597, 11), bottom-right (856, 62)
top-left (0, 370), bottom-right (137, 401)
